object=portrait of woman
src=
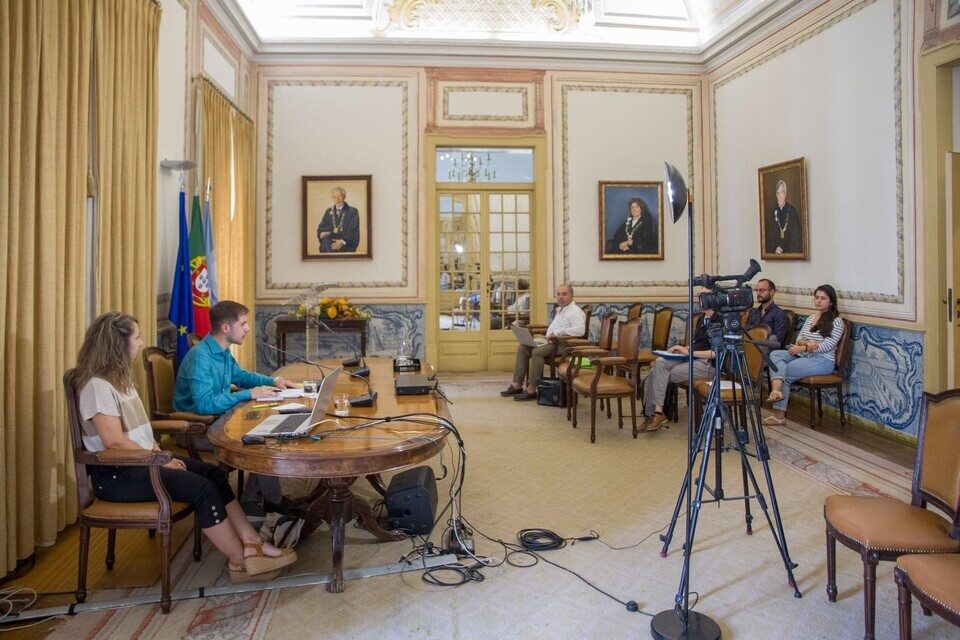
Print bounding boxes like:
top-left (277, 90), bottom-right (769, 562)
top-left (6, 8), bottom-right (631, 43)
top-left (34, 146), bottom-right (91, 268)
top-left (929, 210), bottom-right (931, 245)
top-left (599, 181), bottom-right (664, 260)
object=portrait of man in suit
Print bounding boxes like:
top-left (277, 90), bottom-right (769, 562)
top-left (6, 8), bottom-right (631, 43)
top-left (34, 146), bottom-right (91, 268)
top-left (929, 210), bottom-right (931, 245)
top-left (759, 158), bottom-right (808, 260)
top-left (317, 187), bottom-right (360, 253)
top-left (302, 175), bottom-right (372, 260)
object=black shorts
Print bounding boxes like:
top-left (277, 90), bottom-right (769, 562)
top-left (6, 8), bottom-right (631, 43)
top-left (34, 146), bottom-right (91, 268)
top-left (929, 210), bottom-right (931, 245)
top-left (90, 455), bottom-right (235, 529)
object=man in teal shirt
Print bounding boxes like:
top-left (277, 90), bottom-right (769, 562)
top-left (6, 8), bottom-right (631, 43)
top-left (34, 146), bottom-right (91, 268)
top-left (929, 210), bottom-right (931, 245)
top-left (174, 300), bottom-right (296, 416)
top-left (174, 300), bottom-right (297, 511)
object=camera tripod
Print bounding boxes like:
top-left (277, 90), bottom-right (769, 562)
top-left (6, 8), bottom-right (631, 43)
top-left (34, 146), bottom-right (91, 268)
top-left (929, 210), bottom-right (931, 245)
top-left (659, 320), bottom-right (801, 626)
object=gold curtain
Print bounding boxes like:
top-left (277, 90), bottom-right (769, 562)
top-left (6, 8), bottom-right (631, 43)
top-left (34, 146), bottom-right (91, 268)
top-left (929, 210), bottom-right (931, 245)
top-left (94, 0), bottom-right (159, 390)
top-left (198, 78), bottom-right (257, 368)
top-left (0, 0), bottom-right (91, 575)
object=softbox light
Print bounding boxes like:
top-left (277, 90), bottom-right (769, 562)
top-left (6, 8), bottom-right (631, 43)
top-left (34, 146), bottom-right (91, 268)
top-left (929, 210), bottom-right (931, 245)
top-left (663, 162), bottom-right (688, 223)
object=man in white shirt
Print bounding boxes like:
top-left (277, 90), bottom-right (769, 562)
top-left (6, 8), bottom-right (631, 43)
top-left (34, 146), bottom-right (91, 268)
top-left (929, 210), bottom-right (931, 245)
top-left (501, 283), bottom-right (586, 401)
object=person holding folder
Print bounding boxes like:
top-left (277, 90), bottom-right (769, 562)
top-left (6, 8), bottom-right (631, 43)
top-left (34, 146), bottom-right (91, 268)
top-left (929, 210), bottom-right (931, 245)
top-left (501, 284), bottom-right (585, 401)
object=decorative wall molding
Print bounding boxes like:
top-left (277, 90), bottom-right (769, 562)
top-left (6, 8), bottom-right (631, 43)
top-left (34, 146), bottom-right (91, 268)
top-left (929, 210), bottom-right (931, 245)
top-left (261, 77), bottom-right (413, 294)
top-left (710, 0), bottom-right (908, 308)
top-left (378, 0), bottom-right (588, 35)
top-left (558, 82), bottom-right (696, 288)
top-left (426, 68), bottom-right (545, 134)
top-left (921, 0), bottom-right (960, 50)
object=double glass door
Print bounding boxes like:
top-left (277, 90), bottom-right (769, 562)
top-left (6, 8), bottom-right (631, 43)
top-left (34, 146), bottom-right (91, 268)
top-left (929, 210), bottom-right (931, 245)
top-left (437, 188), bottom-right (534, 371)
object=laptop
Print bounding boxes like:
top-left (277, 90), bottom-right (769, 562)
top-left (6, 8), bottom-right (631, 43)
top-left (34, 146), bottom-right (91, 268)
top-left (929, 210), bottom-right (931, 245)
top-left (246, 368), bottom-right (342, 438)
top-left (511, 325), bottom-right (548, 348)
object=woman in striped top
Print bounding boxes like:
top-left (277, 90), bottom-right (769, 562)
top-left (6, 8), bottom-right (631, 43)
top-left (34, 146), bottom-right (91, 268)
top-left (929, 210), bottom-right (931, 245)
top-left (763, 285), bottom-right (844, 426)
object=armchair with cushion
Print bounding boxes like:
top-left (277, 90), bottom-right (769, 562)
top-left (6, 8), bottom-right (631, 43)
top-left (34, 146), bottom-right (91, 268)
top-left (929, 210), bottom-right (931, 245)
top-left (894, 554), bottom-right (960, 639)
top-left (636, 306), bottom-right (675, 381)
top-left (823, 388), bottom-right (960, 640)
top-left (64, 371), bottom-right (203, 614)
top-left (569, 318), bottom-right (641, 443)
top-left (556, 312), bottom-right (618, 421)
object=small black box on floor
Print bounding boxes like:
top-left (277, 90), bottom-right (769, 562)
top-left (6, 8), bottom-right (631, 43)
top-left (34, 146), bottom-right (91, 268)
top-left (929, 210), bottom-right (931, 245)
top-left (537, 377), bottom-right (566, 407)
top-left (383, 466), bottom-right (437, 535)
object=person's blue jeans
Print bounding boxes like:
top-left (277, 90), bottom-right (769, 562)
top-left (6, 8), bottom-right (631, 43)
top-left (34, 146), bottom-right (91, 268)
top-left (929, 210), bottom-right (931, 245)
top-left (768, 350), bottom-right (835, 412)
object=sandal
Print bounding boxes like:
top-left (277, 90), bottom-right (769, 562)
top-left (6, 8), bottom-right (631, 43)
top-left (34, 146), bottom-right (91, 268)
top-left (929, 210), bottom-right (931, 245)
top-left (762, 415), bottom-right (786, 426)
top-left (242, 542), bottom-right (297, 576)
top-left (766, 390), bottom-right (784, 403)
top-left (228, 564), bottom-right (282, 584)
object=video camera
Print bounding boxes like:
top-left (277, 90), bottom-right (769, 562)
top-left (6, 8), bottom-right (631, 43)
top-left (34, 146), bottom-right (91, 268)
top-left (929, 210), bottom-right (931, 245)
top-left (693, 259), bottom-right (761, 328)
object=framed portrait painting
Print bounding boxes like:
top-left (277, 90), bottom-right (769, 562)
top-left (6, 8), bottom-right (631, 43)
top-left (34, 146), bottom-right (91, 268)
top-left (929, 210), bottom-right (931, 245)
top-left (598, 181), bottom-right (664, 260)
top-left (302, 175), bottom-right (372, 260)
top-left (758, 158), bottom-right (808, 260)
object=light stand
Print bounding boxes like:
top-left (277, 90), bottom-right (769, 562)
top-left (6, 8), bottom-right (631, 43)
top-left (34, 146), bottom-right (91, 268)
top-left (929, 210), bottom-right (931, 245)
top-left (650, 163), bottom-right (721, 640)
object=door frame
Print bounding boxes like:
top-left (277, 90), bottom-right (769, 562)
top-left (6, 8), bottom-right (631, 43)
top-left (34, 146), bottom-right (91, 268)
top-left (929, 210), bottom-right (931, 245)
top-left (424, 133), bottom-right (549, 370)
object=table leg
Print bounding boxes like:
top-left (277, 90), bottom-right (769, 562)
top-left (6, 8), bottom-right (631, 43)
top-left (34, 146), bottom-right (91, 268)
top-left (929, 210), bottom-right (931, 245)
top-left (365, 474), bottom-right (387, 496)
top-left (322, 479), bottom-right (353, 593)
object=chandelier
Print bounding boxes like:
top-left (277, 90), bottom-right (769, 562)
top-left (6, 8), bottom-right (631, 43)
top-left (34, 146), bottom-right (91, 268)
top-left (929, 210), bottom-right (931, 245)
top-left (444, 151), bottom-right (495, 183)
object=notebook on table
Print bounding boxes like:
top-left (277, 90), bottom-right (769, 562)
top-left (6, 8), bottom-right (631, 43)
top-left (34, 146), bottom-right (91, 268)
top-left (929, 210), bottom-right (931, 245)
top-left (512, 325), bottom-right (548, 348)
top-left (246, 368), bottom-right (342, 438)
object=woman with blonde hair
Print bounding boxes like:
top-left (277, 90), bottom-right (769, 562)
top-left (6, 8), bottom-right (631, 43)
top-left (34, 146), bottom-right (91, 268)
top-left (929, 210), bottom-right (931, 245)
top-left (69, 312), bottom-right (296, 582)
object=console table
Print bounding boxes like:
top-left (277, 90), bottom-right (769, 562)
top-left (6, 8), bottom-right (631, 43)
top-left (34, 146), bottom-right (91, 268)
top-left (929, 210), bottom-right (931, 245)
top-left (275, 318), bottom-right (368, 366)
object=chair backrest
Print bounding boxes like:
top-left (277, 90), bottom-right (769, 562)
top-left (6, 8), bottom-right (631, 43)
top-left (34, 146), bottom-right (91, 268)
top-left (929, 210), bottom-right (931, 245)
top-left (833, 317), bottom-right (853, 378)
top-left (615, 318), bottom-right (642, 360)
top-left (597, 312), bottom-right (619, 350)
top-left (913, 389), bottom-right (960, 538)
top-left (742, 325), bottom-right (772, 388)
top-left (579, 305), bottom-right (593, 340)
top-left (143, 347), bottom-right (175, 419)
top-left (782, 309), bottom-right (797, 348)
top-left (650, 307), bottom-right (674, 351)
top-left (680, 312), bottom-right (704, 347)
top-left (63, 370), bottom-right (95, 510)
top-left (627, 302), bottom-right (643, 320)
top-left (187, 333), bottom-right (202, 348)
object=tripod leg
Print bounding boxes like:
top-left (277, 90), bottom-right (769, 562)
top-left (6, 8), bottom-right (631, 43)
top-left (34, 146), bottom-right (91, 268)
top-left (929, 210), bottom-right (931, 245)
top-left (659, 402), bottom-right (716, 557)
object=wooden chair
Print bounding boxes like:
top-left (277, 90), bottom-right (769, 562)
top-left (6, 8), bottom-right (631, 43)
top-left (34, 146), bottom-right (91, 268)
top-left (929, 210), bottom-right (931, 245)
top-left (793, 317), bottom-right (853, 429)
top-left (895, 554), bottom-right (960, 640)
top-left (64, 371), bottom-right (203, 613)
top-left (781, 309), bottom-right (797, 348)
top-left (636, 307), bottom-right (675, 381)
top-left (557, 312), bottom-right (618, 421)
top-left (626, 302), bottom-right (643, 320)
top-left (690, 325), bottom-right (772, 427)
top-left (186, 332), bottom-right (202, 348)
top-left (824, 389), bottom-right (960, 640)
top-left (142, 348), bottom-right (244, 495)
top-left (665, 312), bottom-right (704, 422)
top-left (569, 318), bottom-right (641, 443)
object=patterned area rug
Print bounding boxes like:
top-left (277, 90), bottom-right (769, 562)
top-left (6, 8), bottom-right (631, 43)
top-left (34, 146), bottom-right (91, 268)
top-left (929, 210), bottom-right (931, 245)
top-left (50, 374), bottom-right (939, 640)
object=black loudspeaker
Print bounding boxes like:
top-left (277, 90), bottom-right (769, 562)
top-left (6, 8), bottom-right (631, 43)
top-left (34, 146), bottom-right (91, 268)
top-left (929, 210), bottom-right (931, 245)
top-left (537, 377), bottom-right (566, 407)
top-left (383, 466), bottom-right (437, 535)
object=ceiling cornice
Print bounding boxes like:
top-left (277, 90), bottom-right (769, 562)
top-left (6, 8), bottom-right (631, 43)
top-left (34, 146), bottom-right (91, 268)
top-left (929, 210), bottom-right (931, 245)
top-left (204, 0), bottom-right (824, 73)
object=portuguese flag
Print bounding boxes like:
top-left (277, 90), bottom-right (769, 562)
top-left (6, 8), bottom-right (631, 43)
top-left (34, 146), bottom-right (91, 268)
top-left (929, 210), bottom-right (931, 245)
top-left (189, 194), bottom-right (212, 336)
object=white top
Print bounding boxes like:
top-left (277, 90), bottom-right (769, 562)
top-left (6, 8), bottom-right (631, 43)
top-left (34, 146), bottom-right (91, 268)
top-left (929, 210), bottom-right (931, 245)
top-left (77, 377), bottom-right (156, 452)
top-left (546, 302), bottom-right (586, 339)
top-left (795, 316), bottom-right (844, 362)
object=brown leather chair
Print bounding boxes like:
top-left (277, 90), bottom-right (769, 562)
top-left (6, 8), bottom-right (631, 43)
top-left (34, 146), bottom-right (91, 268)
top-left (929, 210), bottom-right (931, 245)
top-left (690, 325), bottom-right (771, 427)
top-left (824, 389), bottom-right (960, 640)
top-left (142, 347), bottom-right (210, 461)
top-left (895, 554), bottom-right (960, 639)
top-left (781, 309), bottom-right (797, 348)
top-left (64, 370), bottom-right (203, 613)
top-left (636, 307), bottom-right (675, 378)
top-left (186, 332), bottom-right (202, 348)
top-left (665, 312), bottom-right (704, 422)
top-left (569, 318), bottom-right (641, 443)
top-left (557, 312), bottom-right (618, 421)
top-left (626, 302), bottom-right (643, 320)
top-left (793, 317), bottom-right (853, 429)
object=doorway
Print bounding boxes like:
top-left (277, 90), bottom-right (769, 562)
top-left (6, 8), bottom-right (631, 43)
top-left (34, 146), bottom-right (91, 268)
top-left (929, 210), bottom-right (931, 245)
top-left (425, 137), bottom-right (548, 372)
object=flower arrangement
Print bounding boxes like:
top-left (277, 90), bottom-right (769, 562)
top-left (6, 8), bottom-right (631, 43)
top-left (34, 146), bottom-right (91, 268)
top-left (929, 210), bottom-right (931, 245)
top-left (289, 297), bottom-right (370, 321)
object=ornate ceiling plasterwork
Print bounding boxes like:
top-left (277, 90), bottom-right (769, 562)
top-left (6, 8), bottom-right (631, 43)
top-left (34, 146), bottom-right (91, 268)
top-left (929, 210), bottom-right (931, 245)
top-left (376, 0), bottom-right (592, 34)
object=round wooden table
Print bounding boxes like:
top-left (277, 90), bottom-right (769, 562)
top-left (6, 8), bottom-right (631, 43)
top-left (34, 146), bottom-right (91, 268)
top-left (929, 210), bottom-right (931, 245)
top-left (208, 358), bottom-right (449, 592)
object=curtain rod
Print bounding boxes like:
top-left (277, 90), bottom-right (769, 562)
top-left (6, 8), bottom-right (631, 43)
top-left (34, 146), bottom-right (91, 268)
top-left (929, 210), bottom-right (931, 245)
top-left (194, 75), bottom-right (253, 125)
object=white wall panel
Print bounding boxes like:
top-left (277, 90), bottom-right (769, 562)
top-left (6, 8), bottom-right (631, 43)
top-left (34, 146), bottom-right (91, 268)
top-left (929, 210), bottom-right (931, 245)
top-left (555, 78), bottom-right (697, 298)
top-left (258, 73), bottom-right (419, 300)
top-left (202, 35), bottom-right (237, 98)
top-left (713, 0), bottom-right (912, 318)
